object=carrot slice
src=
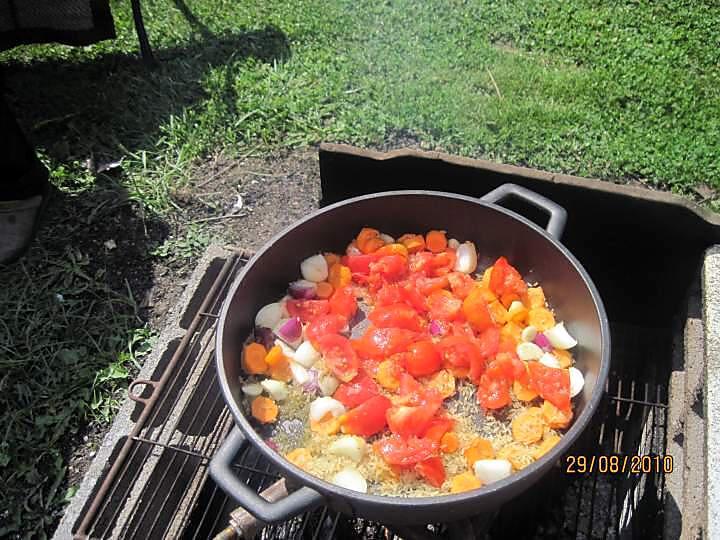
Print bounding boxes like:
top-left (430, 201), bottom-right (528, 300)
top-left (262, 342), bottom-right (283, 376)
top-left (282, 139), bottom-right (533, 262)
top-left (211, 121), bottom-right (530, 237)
top-left (397, 233), bottom-right (426, 254)
top-left (532, 434), bottom-right (561, 459)
top-left (425, 230), bottom-right (448, 253)
top-left (541, 400), bottom-right (573, 429)
top-left (450, 471), bottom-right (483, 493)
top-left (497, 443), bottom-right (535, 470)
top-left (513, 380), bottom-right (539, 401)
top-left (527, 307), bottom-right (556, 331)
top-left (316, 281), bottom-right (334, 299)
top-left (311, 412), bottom-right (341, 435)
top-left (324, 252), bottom-right (341, 267)
top-left (242, 343), bottom-right (268, 374)
top-left (328, 263), bottom-right (352, 289)
top-left (251, 396), bottom-right (278, 423)
top-left (511, 407), bottom-right (545, 444)
top-left (464, 437), bottom-right (495, 467)
top-left (526, 287), bottom-right (546, 309)
top-left (375, 243), bottom-right (409, 258)
top-left (286, 448), bottom-right (312, 470)
top-left (357, 227), bottom-right (384, 254)
top-left (441, 432), bottom-right (459, 453)
top-left (553, 349), bottom-right (573, 368)
top-left (427, 369), bottom-right (456, 398)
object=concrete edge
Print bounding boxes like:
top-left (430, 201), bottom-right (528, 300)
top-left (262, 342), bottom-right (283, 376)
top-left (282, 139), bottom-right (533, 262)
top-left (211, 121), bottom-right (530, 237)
top-left (52, 243), bottom-right (234, 540)
top-left (703, 245), bottom-right (720, 540)
top-left (318, 143), bottom-right (720, 227)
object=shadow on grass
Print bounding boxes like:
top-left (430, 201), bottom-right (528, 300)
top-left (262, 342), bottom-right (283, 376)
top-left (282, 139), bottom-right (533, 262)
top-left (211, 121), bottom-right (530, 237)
top-left (3, 24), bottom-right (290, 167)
top-left (0, 17), bottom-right (289, 540)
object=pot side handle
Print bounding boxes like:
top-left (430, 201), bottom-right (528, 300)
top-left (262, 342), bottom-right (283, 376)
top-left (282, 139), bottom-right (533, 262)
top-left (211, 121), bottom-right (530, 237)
top-left (481, 183), bottom-right (568, 239)
top-left (209, 427), bottom-right (325, 523)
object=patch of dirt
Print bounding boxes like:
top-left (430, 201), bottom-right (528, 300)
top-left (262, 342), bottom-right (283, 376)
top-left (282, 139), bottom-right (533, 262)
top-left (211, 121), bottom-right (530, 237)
top-left (179, 146), bottom-right (323, 251)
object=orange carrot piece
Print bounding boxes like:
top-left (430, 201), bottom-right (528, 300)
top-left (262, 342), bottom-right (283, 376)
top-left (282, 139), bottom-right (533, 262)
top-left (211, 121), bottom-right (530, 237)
top-left (526, 287), bottom-right (546, 309)
top-left (527, 307), bottom-right (556, 331)
top-left (464, 438), bottom-right (495, 467)
top-left (242, 342), bottom-right (268, 374)
top-left (251, 396), bottom-right (278, 423)
top-left (286, 448), bottom-right (312, 470)
top-left (541, 400), bottom-right (573, 429)
top-left (376, 359), bottom-right (402, 391)
top-left (450, 471), bottom-right (483, 493)
top-left (312, 413), bottom-right (342, 435)
top-left (357, 227), bottom-right (384, 254)
top-left (441, 432), bottom-right (460, 453)
top-left (270, 358), bottom-right (293, 382)
top-left (375, 243), bottom-right (409, 258)
top-left (425, 230), bottom-right (448, 253)
top-left (427, 369), bottom-right (456, 398)
top-left (513, 380), bottom-right (539, 401)
top-left (324, 252), bottom-right (341, 267)
top-left (328, 263), bottom-right (352, 289)
top-left (397, 233), bottom-right (426, 253)
top-left (511, 407), bottom-right (545, 444)
top-left (264, 345), bottom-right (285, 366)
top-left (316, 281), bottom-right (334, 299)
top-left (553, 349), bottom-right (573, 368)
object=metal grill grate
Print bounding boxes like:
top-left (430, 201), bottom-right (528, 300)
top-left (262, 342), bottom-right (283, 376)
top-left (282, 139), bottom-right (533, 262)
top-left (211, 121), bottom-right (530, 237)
top-left (74, 254), bottom-right (670, 540)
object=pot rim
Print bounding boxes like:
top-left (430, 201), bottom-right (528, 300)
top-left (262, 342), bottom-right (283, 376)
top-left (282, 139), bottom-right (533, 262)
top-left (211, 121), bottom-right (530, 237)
top-left (216, 189), bottom-right (611, 507)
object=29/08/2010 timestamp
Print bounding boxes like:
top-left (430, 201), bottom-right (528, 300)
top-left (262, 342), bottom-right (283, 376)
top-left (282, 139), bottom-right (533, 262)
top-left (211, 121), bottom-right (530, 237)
top-left (564, 454), bottom-right (673, 474)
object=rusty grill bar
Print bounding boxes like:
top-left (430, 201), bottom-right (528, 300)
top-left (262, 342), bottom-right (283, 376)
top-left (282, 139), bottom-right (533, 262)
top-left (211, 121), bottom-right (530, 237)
top-left (73, 251), bottom-right (670, 539)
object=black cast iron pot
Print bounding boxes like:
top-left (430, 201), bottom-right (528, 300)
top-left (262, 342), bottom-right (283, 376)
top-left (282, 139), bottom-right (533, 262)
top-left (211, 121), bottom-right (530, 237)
top-left (210, 184), bottom-right (611, 525)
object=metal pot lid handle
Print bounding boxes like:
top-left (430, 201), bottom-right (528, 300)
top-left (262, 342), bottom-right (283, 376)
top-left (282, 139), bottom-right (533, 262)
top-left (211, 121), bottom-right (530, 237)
top-left (209, 427), bottom-right (324, 524)
top-left (481, 183), bottom-right (568, 239)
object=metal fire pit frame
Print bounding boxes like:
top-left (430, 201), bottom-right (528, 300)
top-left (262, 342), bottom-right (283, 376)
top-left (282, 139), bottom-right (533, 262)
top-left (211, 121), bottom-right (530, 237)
top-left (55, 145), bottom-right (720, 540)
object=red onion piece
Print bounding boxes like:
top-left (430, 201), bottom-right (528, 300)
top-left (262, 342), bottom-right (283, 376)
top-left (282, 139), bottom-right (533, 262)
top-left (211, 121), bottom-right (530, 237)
top-left (429, 320), bottom-right (446, 336)
top-left (275, 317), bottom-right (302, 345)
top-left (302, 369), bottom-right (320, 394)
top-left (265, 438), bottom-right (279, 451)
top-left (254, 326), bottom-right (276, 349)
top-left (534, 332), bottom-right (553, 352)
top-left (288, 280), bottom-right (317, 300)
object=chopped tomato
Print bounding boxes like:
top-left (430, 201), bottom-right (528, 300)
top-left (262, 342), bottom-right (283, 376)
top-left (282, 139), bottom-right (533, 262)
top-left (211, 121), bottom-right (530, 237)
top-left (408, 251), bottom-right (434, 275)
top-left (341, 395), bottom-right (392, 437)
top-left (374, 435), bottom-right (439, 466)
top-left (386, 400), bottom-right (441, 438)
top-left (398, 372), bottom-right (423, 397)
top-left (305, 314), bottom-right (347, 346)
top-left (437, 336), bottom-right (482, 368)
top-left (486, 352), bottom-right (528, 385)
top-left (405, 340), bottom-right (442, 377)
top-left (346, 254), bottom-right (378, 274)
top-left (369, 303), bottom-right (423, 332)
top-left (447, 272), bottom-right (475, 299)
top-left (316, 334), bottom-right (359, 382)
top-left (333, 373), bottom-right (379, 409)
top-left (477, 373), bottom-right (511, 409)
top-left (400, 283), bottom-right (428, 312)
top-left (352, 326), bottom-right (418, 360)
top-left (415, 275), bottom-right (449, 295)
top-left (427, 290), bottom-right (463, 321)
top-left (477, 326), bottom-right (501, 358)
top-left (527, 362), bottom-right (571, 411)
top-left (489, 256), bottom-right (528, 297)
top-left (498, 334), bottom-right (518, 354)
top-left (430, 250), bottom-right (456, 277)
top-left (462, 288), bottom-right (494, 331)
top-left (286, 299), bottom-right (329, 323)
top-left (451, 321), bottom-right (476, 338)
top-left (375, 283), bottom-right (403, 306)
top-left (329, 286), bottom-right (357, 319)
top-left (422, 416), bottom-right (454, 442)
top-left (415, 457), bottom-right (446, 488)
top-left (370, 255), bottom-right (408, 281)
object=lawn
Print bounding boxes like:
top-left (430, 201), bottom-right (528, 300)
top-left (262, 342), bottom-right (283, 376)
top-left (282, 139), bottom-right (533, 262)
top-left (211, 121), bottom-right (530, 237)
top-left (1, 0), bottom-right (718, 537)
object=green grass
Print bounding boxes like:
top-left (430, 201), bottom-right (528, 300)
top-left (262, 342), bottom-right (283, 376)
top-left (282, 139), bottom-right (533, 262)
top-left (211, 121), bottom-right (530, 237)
top-left (1, 0), bottom-right (718, 537)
